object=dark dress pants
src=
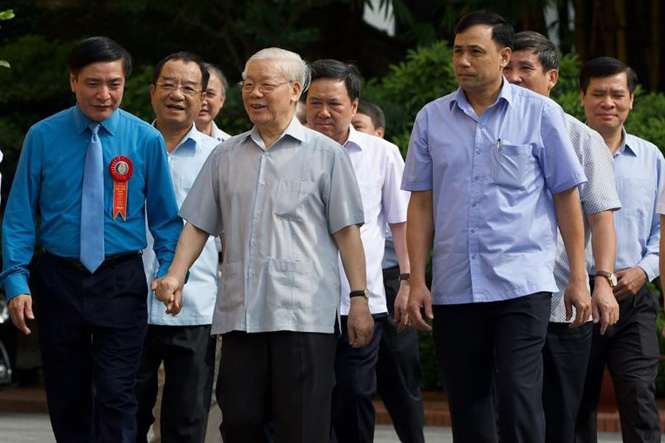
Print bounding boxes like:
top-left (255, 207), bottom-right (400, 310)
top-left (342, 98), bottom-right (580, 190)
top-left (376, 266), bottom-right (425, 443)
top-left (331, 314), bottom-right (384, 443)
top-left (135, 324), bottom-right (216, 443)
top-left (542, 321), bottom-right (593, 443)
top-left (218, 330), bottom-right (337, 443)
top-left (433, 292), bottom-right (551, 443)
top-left (575, 284), bottom-right (661, 443)
top-left (32, 252), bottom-right (148, 443)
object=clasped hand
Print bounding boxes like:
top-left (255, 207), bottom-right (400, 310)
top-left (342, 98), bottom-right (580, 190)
top-left (151, 275), bottom-right (183, 316)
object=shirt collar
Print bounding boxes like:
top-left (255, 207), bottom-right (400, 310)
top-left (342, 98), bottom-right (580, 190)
top-left (449, 77), bottom-right (513, 113)
top-left (343, 124), bottom-right (363, 151)
top-left (616, 128), bottom-right (638, 157)
top-left (247, 116), bottom-right (306, 149)
top-left (151, 121), bottom-right (200, 153)
top-left (73, 104), bottom-right (119, 136)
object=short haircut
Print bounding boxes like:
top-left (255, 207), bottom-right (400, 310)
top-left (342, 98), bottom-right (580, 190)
top-left (579, 56), bottom-right (638, 94)
top-left (513, 31), bottom-right (559, 71)
top-left (454, 11), bottom-right (514, 49)
top-left (68, 36), bottom-right (132, 78)
top-left (243, 47), bottom-right (310, 96)
top-left (152, 51), bottom-right (210, 91)
top-left (309, 59), bottom-right (362, 102)
top-left (205, 63), bottom-right (228, 94)
top-left (357, 100), bottom-right (385, 130)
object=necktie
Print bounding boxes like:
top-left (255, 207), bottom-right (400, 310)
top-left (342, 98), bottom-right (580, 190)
top-left (80, 123), bottom-right (105, 272)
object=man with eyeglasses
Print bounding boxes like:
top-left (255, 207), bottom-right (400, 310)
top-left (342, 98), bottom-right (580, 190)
top-left (0, 37), bottom-right (182, 442)
top-left (134, 51), bottom-right (219, 443)
top-left (196, 63), bottom-right (232, 143)
top-left (153, 47), bottom-right (373, 442)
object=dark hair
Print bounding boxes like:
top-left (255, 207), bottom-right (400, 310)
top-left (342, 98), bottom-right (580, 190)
top-left (68, 36), bottom-right (132, 78)
top-left (205, 63), bottom-right (228, 94)
top-left (309, 59), bottom-right (362, 102)
top-left (153, 51), bottom-right (210, 91)
top-left (454, 11), bottom-right (514, 49)
top-left (357, 100), bottom-right (385, 130)
top-left (513, 31), bottom-right (559, 71)
top-left (579, 56), bottom-right (638, 94)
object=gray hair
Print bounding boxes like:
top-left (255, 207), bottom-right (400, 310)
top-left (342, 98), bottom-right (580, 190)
top-left (242, 47), bottom-right (310, 95)
top-left (205, 63), bottom-right (228, 94)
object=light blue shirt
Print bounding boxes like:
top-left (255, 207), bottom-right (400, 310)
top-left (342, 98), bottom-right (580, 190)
top-left (1, 105), bottom-right (182, 301)
top-left (143, 125), bottom-right (219, 325)
top-left (402, 80), bottom-right (586, 305)
top-left (591, 131), bottom-right (664, 281)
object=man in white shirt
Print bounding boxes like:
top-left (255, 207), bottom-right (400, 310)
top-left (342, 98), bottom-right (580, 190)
top-left (307, 59), bottom-right (410, 443)
top-left (195, 63), bottom-right (231, 142)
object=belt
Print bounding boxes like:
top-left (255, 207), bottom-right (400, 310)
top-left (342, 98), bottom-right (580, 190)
top-left (44, 250), bottom-right (141, 272)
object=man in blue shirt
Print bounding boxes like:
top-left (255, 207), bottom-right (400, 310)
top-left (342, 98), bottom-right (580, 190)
top-left (404, 12), bottom-right (587, 442)
top-left (135, 52), bottom-right (219, 443)
top-left (575, 57), bottom-right (664, 443)
top-left (0, 36), bottom-right (182, 442)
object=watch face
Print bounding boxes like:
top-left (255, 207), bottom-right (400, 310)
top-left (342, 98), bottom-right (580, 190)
top-left (610, 274), bottom-right (618, 286)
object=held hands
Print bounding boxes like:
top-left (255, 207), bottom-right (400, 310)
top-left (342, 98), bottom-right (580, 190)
top-left (591, 279), bottom-right (619, 335)
top-left (8, 294), bottom-right (34, 335)
top-left (152, 275), bottom-right (183, 316)
top-left (393, 281), bottom-right (411, 332)
top-left (614, 267), bottom-right (647, 301)
top-left (407, 282), bottom-right (433, 331)
top-left (564, 279), bottom-right (591, 328)
top-left (347, 297), bottom-right (374, 348)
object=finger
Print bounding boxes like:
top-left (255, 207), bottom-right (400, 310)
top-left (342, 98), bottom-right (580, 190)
top-left (599, 313), bottom-right (609, 335)
top-left (10, 305), bottom-right (30, 335)
top-left (24, 297), bottom-right (34, 321)
top-left (348, 323), bottom-right (357, 347)
top-left (424, 296), bottom-right (433, 320)
top-left (591, 301), bottom-right (600, 325)
top-left (150, 279), bottom-right (159, 291)
top-left (565, 298), bottom-right (572, 321)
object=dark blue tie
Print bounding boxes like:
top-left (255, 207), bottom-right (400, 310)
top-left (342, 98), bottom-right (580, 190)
top-left (80, 123), bottom-right (105, 272)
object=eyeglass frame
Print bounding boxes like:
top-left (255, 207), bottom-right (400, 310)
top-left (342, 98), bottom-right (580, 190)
top-left (155, 81), bottom-right (203, 97)
top-left (237, 80), bottom-right (294, 94)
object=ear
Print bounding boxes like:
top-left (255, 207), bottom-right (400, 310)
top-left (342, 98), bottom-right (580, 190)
top-left (376, 127), bottom-right (385, 138)
top-left (149, 84), bottom-right (156, 101)
top-left (219, 93), bottom-right (227, 109)
top-left (499, 47), bottom-right (512, 70)
top-left (291, 81), bottom-right (302, 105)
top-left (70, 72), bottom-right (77, 93)
top-left (546, 69), bottom-right (559, 93)
top-left (628, 92), bottom-right (634, 110)
top-left (350, 98), bottom-right (359, 118)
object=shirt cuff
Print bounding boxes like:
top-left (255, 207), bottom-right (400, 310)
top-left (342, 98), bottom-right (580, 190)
top-left (4, 273), bottom-right (31, 301)
top-left (636, 257), bottom-right (658, 283)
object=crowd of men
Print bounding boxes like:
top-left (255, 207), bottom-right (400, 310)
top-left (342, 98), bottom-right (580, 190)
top-left (0, 8), bottom-right (663, 443)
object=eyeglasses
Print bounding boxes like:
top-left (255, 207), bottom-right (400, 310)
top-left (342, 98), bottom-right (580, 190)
top-left (156, 82), bottom-right (202, 97)
top-left (237, 80), bottom-right (293, 94)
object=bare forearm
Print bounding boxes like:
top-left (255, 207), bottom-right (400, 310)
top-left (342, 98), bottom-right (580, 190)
top-left (554, 188), bottom-right (585, 282)
top-left (333, 224), bottom-right (367, 291)
top-left (168, 222), bottom-right (210, 282)
top-left (589, 210), bottom-right (616, 274)
top-left (389, 222), bottom-right (410, 274)
top-left (407, 191), bottom-right (433, 286)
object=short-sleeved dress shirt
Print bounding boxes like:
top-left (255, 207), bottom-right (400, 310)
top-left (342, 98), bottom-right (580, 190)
top-left (179, 117), bottom-right (364, 334)
top-left (402, 80), bottom-right (586, 305)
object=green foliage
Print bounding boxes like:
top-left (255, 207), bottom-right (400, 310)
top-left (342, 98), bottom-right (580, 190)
top-left (0, 9), bottom-right (15, 68)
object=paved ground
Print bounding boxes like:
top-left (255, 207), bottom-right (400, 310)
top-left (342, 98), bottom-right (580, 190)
top-left (0, 412), bottom-right (626, 442)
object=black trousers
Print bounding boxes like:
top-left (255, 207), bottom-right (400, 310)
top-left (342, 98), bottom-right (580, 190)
top-left (376, 266), bottom-right (425, 443)
top-left (433, 292), bottom-right (551, 443)
top-left (135, 324), bottom-right (216, 443)
top-left (32, 252), bottom-right (148, 443)
top-left (542, 321), bottom-right (593, 443)
top-left (575, 284), bottom-right (661, 443)
top-left (218, 330), bottom-right (336, 443)
top-left (331, 314), bottom-right (384, 443)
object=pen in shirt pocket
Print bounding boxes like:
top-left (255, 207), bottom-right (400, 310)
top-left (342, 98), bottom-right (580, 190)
top-left (496, 138), bottom-right (501, 151)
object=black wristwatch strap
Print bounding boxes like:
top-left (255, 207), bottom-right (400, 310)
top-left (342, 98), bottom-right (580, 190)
top-left (399, 273), bottom-right (410, 282)
top-left (349, 289), bottom-right (369, 299)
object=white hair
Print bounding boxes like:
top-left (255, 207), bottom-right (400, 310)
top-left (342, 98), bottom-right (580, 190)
top-left (242, 47), bottom-right (310, 94)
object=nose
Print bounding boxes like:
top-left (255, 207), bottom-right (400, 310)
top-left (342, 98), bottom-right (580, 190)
top-left (318, 104), bottom-right (331, 118)
top-left (505, 70), bottom-right (520, 84)
top-left (600, 95), bottom-right (614, 108)
top-left (97, 85), bottom-right (111, 101)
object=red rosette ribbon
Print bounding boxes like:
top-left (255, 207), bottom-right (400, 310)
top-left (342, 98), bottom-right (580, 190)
top-left (109, 156), bottom-right (133, 220)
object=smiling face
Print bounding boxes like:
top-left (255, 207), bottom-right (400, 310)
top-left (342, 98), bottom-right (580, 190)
top-left (352, 112), bottom-right (383, 138)
top-left (70, 60), bottom-right (125, 122)
top-left (150, 59), bottom-right (204, 131)
top-left (196, 70), bottom-right (226, 128)
top-left (453, 24), bottom-right (510, 97)
top-left (504, 50), bottom-right (558, 96)
top-left (242, 59), bottom-right (301, 133)
top-left (581, 72), bottom-right (634, 138)
top-left (306, 78), bottom-right (358, 145)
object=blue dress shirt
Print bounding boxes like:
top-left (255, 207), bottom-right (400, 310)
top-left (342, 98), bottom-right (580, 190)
top-left (402, 80), bottom-right (586, 305)
top-left (1, 105), bottom-right (182, 300)
top-left (589, 131), bottom-right (664, 281)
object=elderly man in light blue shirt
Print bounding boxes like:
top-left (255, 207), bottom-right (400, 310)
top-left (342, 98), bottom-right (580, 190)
top-left (576, 57), bottom-right (664, 443)
top-left (134, 52), bottom-right (219, 443)
top-left (404, 12), bottom-right (587, 443)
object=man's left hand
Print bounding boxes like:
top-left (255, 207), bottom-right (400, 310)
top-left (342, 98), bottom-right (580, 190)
top-left (564, 279), bottom-right (591, 328)
top-left (347, 297), bottom-right (374, 348)
top-left (614, 267), bottom-right (647, 301)
top-left (393, 281), bottom-right (410, 332)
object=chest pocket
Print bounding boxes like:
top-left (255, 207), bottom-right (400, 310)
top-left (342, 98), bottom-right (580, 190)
top-left (619, 176), bottom-right (654, 218)
top-left (273, 179), bottom-right (316, 221)
top-left (492, 142), bottom-right (533, 189)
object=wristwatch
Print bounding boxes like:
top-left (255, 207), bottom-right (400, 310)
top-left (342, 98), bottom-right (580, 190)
top-left (399, 273), bottom-right (410, 282)
top-left (595, 271), bottom-right (618, 288)
top-left (349, 289), bottom-right (370, 300)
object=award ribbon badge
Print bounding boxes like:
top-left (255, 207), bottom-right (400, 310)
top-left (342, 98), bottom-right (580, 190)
top-left (109, 156), bottom-right (133, 220)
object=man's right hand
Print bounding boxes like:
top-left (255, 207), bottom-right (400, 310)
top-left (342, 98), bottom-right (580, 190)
top-left (347, 297), bottom-right (374, 348)
top-left (9, 294), bottom-right (34, 335)
top-left (407, 282), bottom-right (433, 331)
top-left (153, 275), bottom-right (183, 316)
top-left (591, 278), bottom-right (619, 335)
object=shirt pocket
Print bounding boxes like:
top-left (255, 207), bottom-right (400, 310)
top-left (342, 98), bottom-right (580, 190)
top-left (219, 261), bottom-right (244, 311)
top-left (492, 142), bottom-right (533, 189)
top-left (273, 179), bottom-right (316, 221)
top-left (266, 258), bottom-right (313, 310)
top-left (619, 177), bottom-right (654, 218)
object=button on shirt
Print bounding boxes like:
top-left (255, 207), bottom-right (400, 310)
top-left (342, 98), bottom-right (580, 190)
top-left (210, 122), bottom-right (232, 143)
top-left (551, 115), bottom-right (621, 323)
top-left (143, 124), bottom-right (219, 325)
top-left (338, 126), bottom-right (409, 315)
top-left (1, 105), bottom-right (182, 300)
top-left (179, 118), bottom-right (364, 334)
top-left (593, 131), bottom-right (665, 281)
top-left (402, 81), bottom-right (586, 305)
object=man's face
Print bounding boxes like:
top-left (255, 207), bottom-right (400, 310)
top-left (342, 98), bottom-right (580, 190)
top-left (70, 60), bottom-right (125, 122)
top-left (453, 24), bottom-right (510, 95)
top-left (150, 59), bottom-right (204, 130)
top-left (306, 78), bottom-right (358, 145)
top-left (581, 72), bottom-right (634, 135)
top-left (504, 50), bottom-right (557, 96)
top-left (196, 71), bottom-right (226, 127)
top-left (242, 59), bottom-right (300, 130)
top-left (352, 112), bottom-right (384, 138)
